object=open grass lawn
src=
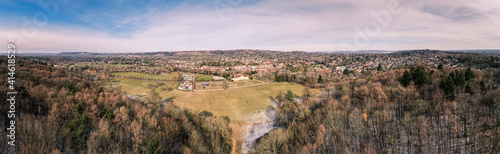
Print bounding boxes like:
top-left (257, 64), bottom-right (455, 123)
top-left (112, 72), bottom-right (178, 80)
top-left (228, 79), bottom-right (263, 87)
top-left (111, 79), bottom-right (156, 96)
top-left (173, 82), bottom-right (317, 123)
top-left (111, 79), bottom-right (178, 100)
top-left (195, 82), bottom-right (224, 90)
top-left (196, 75), bottom-right (214, 81)
top-left (111, 78), bottom-right (319, 123)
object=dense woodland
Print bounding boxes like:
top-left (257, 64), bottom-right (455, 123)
top-left (0, 57), bottom-right (232, 153)
top-left (252, 64), bottom-right (500, 153)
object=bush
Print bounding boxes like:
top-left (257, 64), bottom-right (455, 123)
top-left (198, 110), bottom-right (213, 117)
top-left (147, 136), bottom-right (164, 154)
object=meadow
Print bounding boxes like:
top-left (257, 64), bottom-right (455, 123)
top-left (196, 75), bottom-right (214, 81)
top-left (111, 78), bottom-right (317, 122)
top-left (112, 72), bottom-right (178, 80)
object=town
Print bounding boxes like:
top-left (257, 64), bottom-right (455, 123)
top-left (39, 50), bottom-right (497, 90)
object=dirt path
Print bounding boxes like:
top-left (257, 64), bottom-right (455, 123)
top-left (231, 136), bottom-right (238, 154)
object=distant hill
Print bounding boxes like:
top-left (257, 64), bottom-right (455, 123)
top-left (57, 52), bottom-right (105, 55)
top-left (314, 50), bottom-right (395, 54)
top-left (174, 51), bottom-right (212, 56)
top-left (9, 49), bottom-right (499, 57)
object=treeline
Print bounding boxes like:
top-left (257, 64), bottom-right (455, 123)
top-left (113, 75), bottom-right (178, 82)
top-left (251, 65), bottom-right (499, 153)
top-left (199, 61), bottom-right (245, 67)
top-left (0, 57), bottom-right (232, 153)
top-left (457, 53), bottom-right (500, 69)
top-left (272, 71), bottom-right (354, 88)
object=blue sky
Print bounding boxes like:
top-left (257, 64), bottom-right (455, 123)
top-left (1, 0), bottom-right (500, 52)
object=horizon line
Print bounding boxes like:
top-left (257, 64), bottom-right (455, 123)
top-left (9, 48), bottom-right (500, 54)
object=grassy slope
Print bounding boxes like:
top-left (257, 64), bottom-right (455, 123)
top-left (112, 72), bottom-right (178, 80)
top-left (112, 78), bottom-right (318, 123)
top-left (111, 78), bottom-right (178, 98)
top-left (197, 75), bottom-right (214, 81)
top-left (171, 83), bottom-right (307, 122)
top-left (112, 79), bottom-right (155, 96)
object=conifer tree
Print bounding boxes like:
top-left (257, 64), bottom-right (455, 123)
top-left (400, 70), bottom-right (411, 87)
top-left (465, 68), bottom-right (475, 81)
top-left (147, 136), bottom-right (164, 154)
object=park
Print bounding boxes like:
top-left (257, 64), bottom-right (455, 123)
top-left (109, 71), bottom-right (319, 152)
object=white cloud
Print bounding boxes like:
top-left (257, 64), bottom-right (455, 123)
top-left (1, 0), bottom-right (499, 52)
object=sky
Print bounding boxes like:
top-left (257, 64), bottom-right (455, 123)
top-left (1, 0), bottom-right (499, 53)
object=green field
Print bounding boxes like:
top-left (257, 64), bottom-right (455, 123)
top-left (112, 72), bottom-right (178, 80)
top-left (196, 81), bottom-right (224, 90)
top-left (111, 78), bottom-right (317, 122)
top-left (110, 79), bottom-right (178, 100)
top-left (173, 83), bottom-right (307, 122)
top-left (228, 79), bottom-right (263, 87)
top-left (197, 75), bottom-right (214, 81)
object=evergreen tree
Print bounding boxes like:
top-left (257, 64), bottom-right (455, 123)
top-left (411, 66), bottom-right (428, 86)
top-left (147, 136), bottom-right (164, 154)
top-left (465, 84), bottom-right (474, 95)
top-left (377, 64), bottom-right (383, 71)
top-left (465, 68), bottom-right (475, 81)
top-left (400, 70), bottom-right (411, 87)
top-left (285, 90), bottom-right (295, 103)
top-left (343, 69), bottom-right (350, 75)
top-left (438, 63), bottom-right (444, 71)
top-left (440, 75), bottom-right (456, 99)
top-left (480, 79), bottom-right (487, 92)
top-left (453, 70), bottom-right (466, 87)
